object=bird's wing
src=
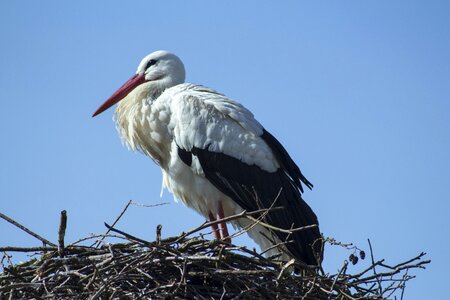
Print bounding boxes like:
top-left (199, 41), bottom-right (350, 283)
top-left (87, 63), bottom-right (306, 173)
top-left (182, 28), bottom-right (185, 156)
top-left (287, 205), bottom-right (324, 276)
top-left (169, 85), bottom-right (322, 265)
top-left (170, 85), bottom-right (277, 172)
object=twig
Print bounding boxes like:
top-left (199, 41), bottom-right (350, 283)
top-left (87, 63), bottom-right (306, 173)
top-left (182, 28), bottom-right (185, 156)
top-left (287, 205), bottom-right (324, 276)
top-left (130, 201), bottom-right (170, 207)
top-left (103, 223), bottom-right (152, 246)
top-left (94, 200), bottom-right (133, 248)
top-left (171, 207), bottom-right (284, 243)
top-left (58, 210), bottom-right (67, 258)
top-left (0, 212), bottom-right (56, 246)
top-left (276, 258), bottom-right (296, 281)
top-left (246, 216), bottom-right (318, 234)
top-left (0, 246), bottom-right (58, 252)
top-left (368, 239), bottom-right (382, 296)
top-left (156, 224), bottom-right (162, 245)
top-left (328, 260), bottom-right (348, 299)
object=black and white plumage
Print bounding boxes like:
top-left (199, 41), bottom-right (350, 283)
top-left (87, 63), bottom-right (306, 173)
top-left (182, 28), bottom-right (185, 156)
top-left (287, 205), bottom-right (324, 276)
top-left (93, 50), bottom-right (323, 266)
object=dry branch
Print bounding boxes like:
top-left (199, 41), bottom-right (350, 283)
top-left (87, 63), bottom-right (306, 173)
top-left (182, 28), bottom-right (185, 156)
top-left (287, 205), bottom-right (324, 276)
top-left (0, 212), bottom-right (55, 247)
top-left (58, 210), bottom-right (67, 258)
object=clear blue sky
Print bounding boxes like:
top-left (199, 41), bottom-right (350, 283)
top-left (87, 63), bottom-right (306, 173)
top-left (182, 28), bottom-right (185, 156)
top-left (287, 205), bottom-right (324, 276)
top-left (1, 1), bottom-right (448, 298)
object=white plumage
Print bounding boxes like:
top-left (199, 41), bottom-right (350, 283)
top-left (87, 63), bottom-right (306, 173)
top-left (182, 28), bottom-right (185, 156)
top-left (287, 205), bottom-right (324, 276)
top-left (93, 50), bottom-right (322, 265)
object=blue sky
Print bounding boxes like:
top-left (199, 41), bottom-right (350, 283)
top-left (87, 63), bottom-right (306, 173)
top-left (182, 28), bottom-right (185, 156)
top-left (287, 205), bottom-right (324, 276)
top-left (1, 1), bottom-right (448, 298)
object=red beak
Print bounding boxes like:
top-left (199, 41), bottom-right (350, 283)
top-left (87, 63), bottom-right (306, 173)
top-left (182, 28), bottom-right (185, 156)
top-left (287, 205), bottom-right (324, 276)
top-left (92, 73), bottom-right (146, 117)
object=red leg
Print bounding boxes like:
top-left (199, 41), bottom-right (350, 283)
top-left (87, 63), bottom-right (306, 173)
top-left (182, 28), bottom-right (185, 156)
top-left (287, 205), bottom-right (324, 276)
top-left (217, 202), bottom-right (231, 243)
top-left (209, 212), bottom-right (220, 240)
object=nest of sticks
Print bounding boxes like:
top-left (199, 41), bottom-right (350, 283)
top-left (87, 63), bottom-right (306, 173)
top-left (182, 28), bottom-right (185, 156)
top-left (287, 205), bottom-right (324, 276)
top-left (0, 204), bottom-right (430, 299)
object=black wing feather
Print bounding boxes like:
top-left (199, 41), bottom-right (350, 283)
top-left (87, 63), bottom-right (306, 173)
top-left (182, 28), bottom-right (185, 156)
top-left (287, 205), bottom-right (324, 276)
top-left (261, 129), bottom-right (313, 192)
top-left (178, 133), bottom-right (322, 266)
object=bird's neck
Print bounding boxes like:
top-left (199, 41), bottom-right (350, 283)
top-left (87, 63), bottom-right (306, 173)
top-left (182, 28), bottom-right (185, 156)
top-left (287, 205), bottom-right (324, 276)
top-left (114, 82), bottom-right (172, 166)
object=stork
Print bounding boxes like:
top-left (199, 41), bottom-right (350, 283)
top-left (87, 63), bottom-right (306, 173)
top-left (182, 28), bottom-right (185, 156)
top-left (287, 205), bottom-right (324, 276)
top-left (93, 50), bottom-right (322, 266)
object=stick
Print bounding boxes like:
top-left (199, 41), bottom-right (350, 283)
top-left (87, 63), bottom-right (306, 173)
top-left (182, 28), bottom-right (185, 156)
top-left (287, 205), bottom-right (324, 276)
top-left (58, 210), bottom-right (67, 258)
top-left (130, 201), bottom-right (170, 207)
top-left (171, 207), bottom-right (285, 243)
top-left (0, 246), bottom-right (58, 252)
top-left (368, 239), bottom-right (382, 296)
top-left (94, 200), bottom-right (133, 248)
top-left (0, 212), bottom-right (56, 247)
top-left (156, 224), bottom-right (162, 245)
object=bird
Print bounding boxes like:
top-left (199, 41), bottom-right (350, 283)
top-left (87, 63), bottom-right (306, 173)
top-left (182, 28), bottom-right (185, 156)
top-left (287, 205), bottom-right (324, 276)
top-left (93, 50), bottom-right (323, 266)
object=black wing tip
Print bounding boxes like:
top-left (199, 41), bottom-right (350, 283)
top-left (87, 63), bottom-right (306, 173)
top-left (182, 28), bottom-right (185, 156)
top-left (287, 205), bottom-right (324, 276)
top-left (302, 176), bottom-right (314, 190)
top-left (261, 128), bottom-right (314, 193)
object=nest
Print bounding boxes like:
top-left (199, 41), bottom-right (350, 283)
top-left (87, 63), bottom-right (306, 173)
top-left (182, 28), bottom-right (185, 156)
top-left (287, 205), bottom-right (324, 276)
top-left (0, 207), bottom-right (430, 299)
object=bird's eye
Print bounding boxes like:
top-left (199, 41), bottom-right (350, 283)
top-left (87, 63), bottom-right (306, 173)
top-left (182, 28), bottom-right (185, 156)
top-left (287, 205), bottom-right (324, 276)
top-left (146, 59), bottom-right (157, 69)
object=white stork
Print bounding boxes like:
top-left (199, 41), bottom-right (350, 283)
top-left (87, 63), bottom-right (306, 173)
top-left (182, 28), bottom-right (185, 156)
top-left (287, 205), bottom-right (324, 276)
top-left (93, 50), bottom-right (322, 266)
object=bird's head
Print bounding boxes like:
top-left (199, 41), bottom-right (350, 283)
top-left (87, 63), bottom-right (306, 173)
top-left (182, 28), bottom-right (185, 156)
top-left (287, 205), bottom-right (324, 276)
top-left (92, 50), bottom-right (185, 117)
